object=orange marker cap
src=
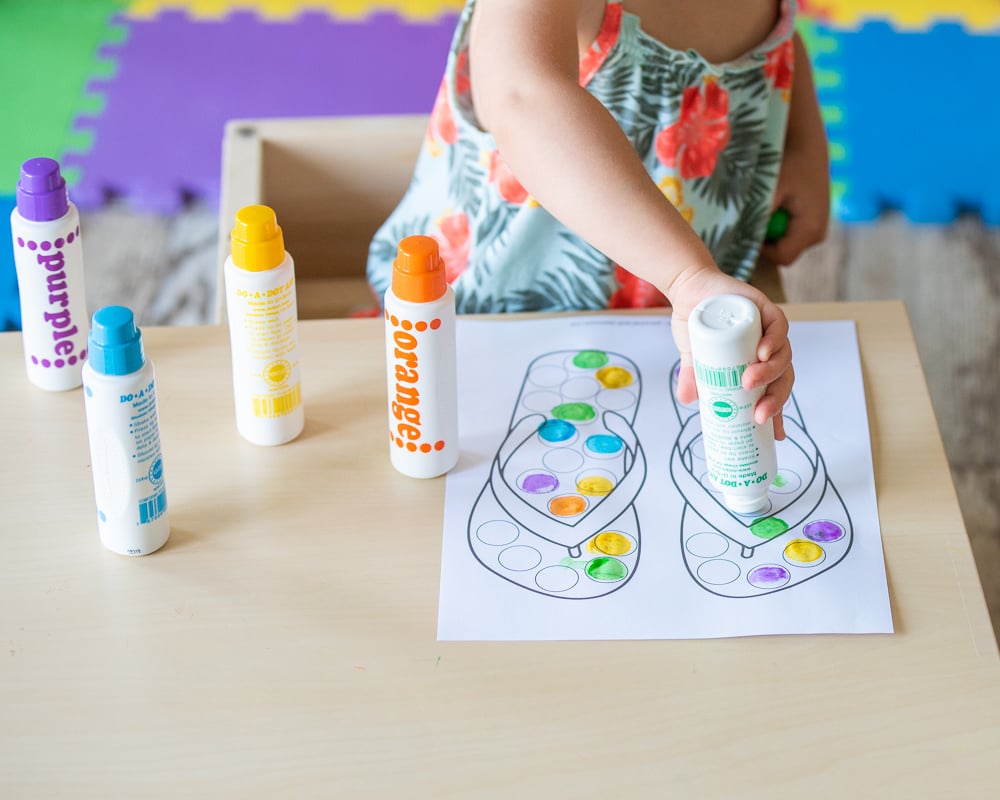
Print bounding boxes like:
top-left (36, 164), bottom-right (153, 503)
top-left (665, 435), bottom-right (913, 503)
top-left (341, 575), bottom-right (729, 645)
top-left (392, 235), bottom-right (447, 303)
top-left (230, 204), bottom-right (285, 272)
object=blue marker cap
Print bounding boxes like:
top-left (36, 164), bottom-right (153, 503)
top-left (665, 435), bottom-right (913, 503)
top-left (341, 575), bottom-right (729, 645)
top-left (87, 306), bottom-right (145, 376)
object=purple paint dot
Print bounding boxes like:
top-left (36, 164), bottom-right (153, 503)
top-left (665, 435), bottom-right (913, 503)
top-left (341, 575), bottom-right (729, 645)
top-left (520, 472), bottom-right (559, 494)
top-left (40, 240), bottom-right (51, 251)
top-left (804, 520), bottom-right (845, 543)
top-left (16, 237), bottom-right (24, 247)
top-left (67, 232), bottom-right (75, 244)
top-left (31, 355), bottom-right (39, 364)
top-left (748, 565), bottom-right (791, 589)
top-left (68, 355), bottom-right (78, 365)
top-left (27, 240), bottom-right (37, 251)
top-left (55, 238), bottom-right (65, 248)
top-left (80, 348), bottom-right (87, 359)
top-left (54, 359), bottom-right (65, 368)
top-left (75, 226), bottom-right (80, 236)
top-left (41, 359), bottom-right (51, 368)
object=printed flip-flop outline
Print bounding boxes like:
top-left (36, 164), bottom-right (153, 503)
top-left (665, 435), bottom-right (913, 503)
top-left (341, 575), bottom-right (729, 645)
top-left (668, 360), bottom-right (854, 598)
top-left (467, 350), bottom-right (646, 599)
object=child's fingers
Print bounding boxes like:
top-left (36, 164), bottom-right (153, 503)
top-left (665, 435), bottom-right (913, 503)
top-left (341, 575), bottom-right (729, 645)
top-left (675, 361), bottom-right (698, 405)
top-left (754, 363), bottom-right (794, 439)
top-left (670, 312), bottom-right (698, 404)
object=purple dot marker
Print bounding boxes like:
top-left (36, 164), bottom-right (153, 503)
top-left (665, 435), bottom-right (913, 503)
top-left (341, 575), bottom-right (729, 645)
top-left (55, 238), bottom-right (64, 248)
top-left (67, 232), bottom-right (75, 243)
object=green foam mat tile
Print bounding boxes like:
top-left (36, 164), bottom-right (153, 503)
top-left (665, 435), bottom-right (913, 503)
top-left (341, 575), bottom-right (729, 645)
top-left (0, 0), bottom-right (128, 194)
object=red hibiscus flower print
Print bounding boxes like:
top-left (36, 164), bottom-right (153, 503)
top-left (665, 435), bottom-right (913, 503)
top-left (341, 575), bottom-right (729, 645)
top-left (655, 80), bottom-right (731, 179)
top-left (433, 212), bottom-right (471, 282)
top-left (579, 1), bottom-right (622, 86)
top-left (765, 39), bottom-right (794, 92)
top-left (607, 265), bottom-right (668, 309)
top-left (428, 80), bottom-right (457, 147)
top-left (488, 151), bottom-right (530, 204)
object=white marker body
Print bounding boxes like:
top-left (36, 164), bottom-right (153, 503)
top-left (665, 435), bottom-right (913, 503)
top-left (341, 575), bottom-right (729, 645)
top-left (82, 359), bottom-right (170, 555)
top-left (384, 286), bottom-right (459, 478)
top-left (10, 203), bottom-right (89, 391)
top-left (224, 252), bottom-right (305, 446)
top-left (689, 294), bottom-right (777, 515)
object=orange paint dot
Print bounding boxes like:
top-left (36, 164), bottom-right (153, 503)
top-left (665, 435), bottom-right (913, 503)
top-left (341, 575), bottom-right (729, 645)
top-left (416, 321), bottom-right (428, 331)
top-left (384, 309), bottom-right (389, 320)
top-left (390, 315), bottom-right (399, 326)
top-left (430, 318), bottom-right (441, 330)
top-left (395, 437), bottom-right (404, 448)
top-left (402, 319), bottom-right (412, 330)
top-left (434, 440), bottom-right (445, 451)
top-left (420, 443), bottom-right (431, 452)
top-left (406, 442), bottom-right (417, 452)
top-left (548, 494), bottom-right (587, 517)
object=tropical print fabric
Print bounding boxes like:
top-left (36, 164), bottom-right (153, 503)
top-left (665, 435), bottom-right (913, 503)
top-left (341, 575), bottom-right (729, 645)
top-left (367, 0), bottom-right (797, 312)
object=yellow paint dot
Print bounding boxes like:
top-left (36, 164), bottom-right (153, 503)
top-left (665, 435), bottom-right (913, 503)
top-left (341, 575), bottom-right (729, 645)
top-left (549, 495), bottom-right (587, 517)
top-left (595, 366), bottom-right (633, 389)
top-left (593, 531), bottom-right (632, 556)
top-left (577, 475), bottom-right (614, 496)
top-left (784, 539), bottom-right (824, 564)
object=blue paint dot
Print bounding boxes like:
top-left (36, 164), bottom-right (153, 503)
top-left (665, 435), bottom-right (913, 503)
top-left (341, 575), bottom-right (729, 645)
top-left (537, 418), bottom-right (576, 443)
top-left (585, 434), bottom-right (623, 454)
top-left (98, 510), bottom-right (106, 522)
top-left (85, 386), bottom-right (93, 397)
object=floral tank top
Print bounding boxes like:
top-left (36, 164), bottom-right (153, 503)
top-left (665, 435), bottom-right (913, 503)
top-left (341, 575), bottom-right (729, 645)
top-left (367, 0), bottom-right (797, 312)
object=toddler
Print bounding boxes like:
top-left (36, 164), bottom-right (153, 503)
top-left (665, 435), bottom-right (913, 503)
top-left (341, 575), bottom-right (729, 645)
top-left (367, 0), bottom-right (831, 436)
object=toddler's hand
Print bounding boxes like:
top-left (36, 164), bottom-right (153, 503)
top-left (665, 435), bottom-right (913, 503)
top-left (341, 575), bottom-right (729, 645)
top-left (760, 138), bottom-right (830, 267)
top-left (667, 268), bottom-right (793, 440)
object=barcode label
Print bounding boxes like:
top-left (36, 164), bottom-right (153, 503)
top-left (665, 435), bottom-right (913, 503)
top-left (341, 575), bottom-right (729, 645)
top-left (139, 488), bottom-right (167, 524)
top-left (694, 362), bottom-right (746, 389)
top-left (253, 383), bottom-right (301, 418)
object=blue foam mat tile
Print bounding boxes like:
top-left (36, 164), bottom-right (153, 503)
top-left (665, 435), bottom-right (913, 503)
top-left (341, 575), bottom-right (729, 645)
top-left (817, 21), bottom-right (1000, 225)
top-left (1, 195), bottom-right (22, 331)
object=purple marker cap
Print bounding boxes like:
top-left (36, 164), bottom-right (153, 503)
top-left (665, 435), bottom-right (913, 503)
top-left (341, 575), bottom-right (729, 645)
top-left (16, 157), bottom-right (69, 222)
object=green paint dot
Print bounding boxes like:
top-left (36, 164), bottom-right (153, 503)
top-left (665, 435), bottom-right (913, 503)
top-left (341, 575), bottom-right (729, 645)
top-left (773, 474), bottom-right (788, 488)
top-left (585, 556), bottom-right (628, 583)
top-left (573, 350), bottom-right (609, 369)
top-left (552, 402), bottom-right (596, 422)
top-left (750, 517), bottom-right (789, 540)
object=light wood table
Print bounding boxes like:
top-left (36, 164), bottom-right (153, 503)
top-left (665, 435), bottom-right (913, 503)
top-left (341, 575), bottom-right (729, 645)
top-left (2, 302), bottom-right (998, 798)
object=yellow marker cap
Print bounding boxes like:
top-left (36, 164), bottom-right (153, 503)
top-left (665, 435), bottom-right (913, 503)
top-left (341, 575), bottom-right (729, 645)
top-left (392, 235), bottom-right (447, 303)
top-left (230, 204), bottom-right (285, 271)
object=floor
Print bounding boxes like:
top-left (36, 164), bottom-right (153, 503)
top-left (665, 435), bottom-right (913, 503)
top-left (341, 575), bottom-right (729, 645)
top-left (78, 203), bottom-right (1000, 642)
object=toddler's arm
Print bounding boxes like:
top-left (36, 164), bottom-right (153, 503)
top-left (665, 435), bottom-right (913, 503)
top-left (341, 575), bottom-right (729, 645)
top-left (470, 0), bottom-right (793, 435)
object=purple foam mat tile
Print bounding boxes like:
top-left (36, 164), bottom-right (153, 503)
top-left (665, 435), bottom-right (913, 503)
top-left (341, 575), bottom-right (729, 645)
top-left (64, 9), bottom-right (458, 212)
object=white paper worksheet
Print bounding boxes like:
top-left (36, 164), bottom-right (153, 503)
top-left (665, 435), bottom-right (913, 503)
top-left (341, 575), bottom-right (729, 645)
top-left (438, 315), bottom-right (893, 640)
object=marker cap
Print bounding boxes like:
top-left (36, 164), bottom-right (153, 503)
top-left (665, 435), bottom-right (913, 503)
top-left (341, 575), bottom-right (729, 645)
top-left (230, 204), bottom-right (285, 272)
top-left (392, 235), bottom-right (447, 303)
top-left (88, 306), bottom-right (145, 376)
top-left (16, 157), bottom-right (69, 222)
top-left (689, 294), bottom-right (762, 367)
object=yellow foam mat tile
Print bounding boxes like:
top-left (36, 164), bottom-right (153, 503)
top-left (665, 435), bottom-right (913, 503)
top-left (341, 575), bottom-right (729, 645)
top-left (125, 0), bottom-right (463, 20)
top-left (803, 1), bottom-right (1000, 32)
